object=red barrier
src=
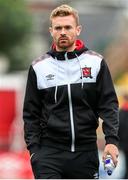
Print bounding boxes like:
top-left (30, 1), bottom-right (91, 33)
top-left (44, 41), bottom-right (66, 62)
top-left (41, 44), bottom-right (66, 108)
top-left (0, 151), bottom-right (33, 178)
top-left (0, 90), bottom-right (16, 147)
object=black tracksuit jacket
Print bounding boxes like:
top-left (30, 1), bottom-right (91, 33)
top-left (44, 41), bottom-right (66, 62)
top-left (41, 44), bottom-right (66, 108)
top-left (23, 40), bottom-right (119, 155)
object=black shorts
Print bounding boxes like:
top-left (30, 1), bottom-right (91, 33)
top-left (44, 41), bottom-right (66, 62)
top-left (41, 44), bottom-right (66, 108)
top-left (30, 146), bottom-right (99, 179)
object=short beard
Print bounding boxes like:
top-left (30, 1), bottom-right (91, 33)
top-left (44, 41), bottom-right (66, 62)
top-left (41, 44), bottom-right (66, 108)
top-left (57, 41), bottom-right (74, 52)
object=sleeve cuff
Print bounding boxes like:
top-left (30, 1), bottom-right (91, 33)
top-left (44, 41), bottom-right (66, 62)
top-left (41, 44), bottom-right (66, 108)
top-left (105, 137), bottom-right (119, 147)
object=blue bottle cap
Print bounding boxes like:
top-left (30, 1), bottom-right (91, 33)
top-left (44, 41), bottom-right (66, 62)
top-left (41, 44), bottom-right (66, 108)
top-left (107, 169), bottom-right (112, 176)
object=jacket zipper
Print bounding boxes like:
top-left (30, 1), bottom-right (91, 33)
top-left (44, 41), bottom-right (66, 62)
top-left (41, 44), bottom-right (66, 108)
top-left (65, 53), bottom-right (75, 152)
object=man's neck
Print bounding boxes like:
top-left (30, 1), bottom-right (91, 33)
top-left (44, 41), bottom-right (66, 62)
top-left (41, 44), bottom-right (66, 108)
top-left (56, 44), bottom-right (76, 52)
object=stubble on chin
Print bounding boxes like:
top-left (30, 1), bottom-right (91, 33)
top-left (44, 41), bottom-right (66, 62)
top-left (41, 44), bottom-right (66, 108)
top-left (57, 42), bottom-right (68, 51)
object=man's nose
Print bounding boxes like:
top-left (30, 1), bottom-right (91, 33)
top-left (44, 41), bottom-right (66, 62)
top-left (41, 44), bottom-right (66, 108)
top-left (60, 28), bottom-right (66, 35)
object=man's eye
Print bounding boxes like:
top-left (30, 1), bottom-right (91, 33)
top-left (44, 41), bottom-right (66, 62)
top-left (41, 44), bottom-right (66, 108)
top-left (65, 26), bottom-right (72, 30)
top-left (55, 26), bottom-right (62, 30)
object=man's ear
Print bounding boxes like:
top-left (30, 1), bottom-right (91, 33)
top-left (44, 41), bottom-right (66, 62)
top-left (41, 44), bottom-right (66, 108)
top-left (49, 27), bottom-right (53, 36)
top-left (76, 25), bottom-right (82, 36)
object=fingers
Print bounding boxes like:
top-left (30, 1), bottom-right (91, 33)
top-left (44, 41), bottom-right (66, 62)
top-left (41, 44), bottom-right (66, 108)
top-left (102, 144), bottom-right (119, 167)
top-left (111, 154), bottom-right (118, 167)
top-left (102, 151), bottom-right (107, 161)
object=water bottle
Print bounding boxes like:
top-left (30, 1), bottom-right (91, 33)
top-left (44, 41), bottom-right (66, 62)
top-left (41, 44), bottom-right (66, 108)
top-left (104, 155), bottom-right (115, 176)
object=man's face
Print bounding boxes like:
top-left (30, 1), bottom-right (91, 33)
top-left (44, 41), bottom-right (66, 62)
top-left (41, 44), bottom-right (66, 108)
top-left (49, 15), bottom-right (82, 51)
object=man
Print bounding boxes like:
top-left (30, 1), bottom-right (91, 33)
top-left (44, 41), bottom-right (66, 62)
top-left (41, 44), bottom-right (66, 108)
top-left (23, 4), bottom-right (119, 179)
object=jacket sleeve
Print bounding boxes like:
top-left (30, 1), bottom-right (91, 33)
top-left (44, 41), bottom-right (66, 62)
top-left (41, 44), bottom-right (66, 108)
top-left (96, 59), bottom-right (119, 146)
top-left (23, 65), bottom-right (42, 154)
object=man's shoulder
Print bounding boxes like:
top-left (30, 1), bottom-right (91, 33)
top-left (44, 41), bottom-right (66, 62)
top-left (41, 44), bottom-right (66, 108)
top-left (84, 50), bottom-right (103, 60)
top-left (32, 53), bottom-right (51, 66)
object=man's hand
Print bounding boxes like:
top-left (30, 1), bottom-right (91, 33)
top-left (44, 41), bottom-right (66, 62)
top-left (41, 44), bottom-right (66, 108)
top-left (102, 144), bottom-right (119, 167)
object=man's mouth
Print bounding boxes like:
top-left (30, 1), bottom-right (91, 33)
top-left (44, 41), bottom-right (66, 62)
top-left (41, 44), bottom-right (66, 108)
top-left (59, 37), bottom-right (68, 41)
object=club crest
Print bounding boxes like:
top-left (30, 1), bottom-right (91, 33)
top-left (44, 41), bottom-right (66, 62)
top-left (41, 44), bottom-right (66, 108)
top-left (81, 66), bottom-right (93, 78)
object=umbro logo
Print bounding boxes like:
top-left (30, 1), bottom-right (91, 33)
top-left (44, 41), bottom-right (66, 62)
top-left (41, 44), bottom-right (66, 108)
top-left (45, 74), bottom-right (55, 80)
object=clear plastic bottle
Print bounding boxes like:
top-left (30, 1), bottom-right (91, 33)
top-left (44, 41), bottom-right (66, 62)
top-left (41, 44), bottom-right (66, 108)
top-left (104, 155), bottom-right (115, 176)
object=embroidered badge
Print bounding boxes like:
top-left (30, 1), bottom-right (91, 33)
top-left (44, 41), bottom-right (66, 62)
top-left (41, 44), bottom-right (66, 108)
top-left (82, 67), bottom-right (93, 78)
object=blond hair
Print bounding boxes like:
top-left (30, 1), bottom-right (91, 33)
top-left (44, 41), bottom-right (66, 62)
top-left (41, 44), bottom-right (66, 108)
top-left (50, 4), bottom-right (79, 26)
